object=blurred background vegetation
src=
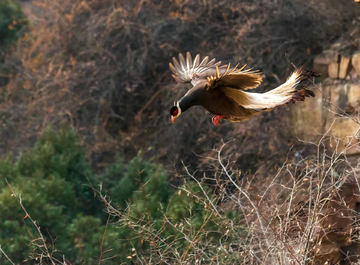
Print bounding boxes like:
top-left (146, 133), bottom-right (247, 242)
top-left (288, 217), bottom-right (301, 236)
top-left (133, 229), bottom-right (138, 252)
top-left (0, 0), bottom-right (360, 264)
top-left (0, 125), bottom-right (232, 264)
top-left (0, 0), bottom-right (359, 171)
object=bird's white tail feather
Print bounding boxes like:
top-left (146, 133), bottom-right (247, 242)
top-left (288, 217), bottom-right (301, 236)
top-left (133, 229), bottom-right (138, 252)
top-left (223, 68), bottom-right (315, 111)
top-left (264, 70), bottom-right (303, 95)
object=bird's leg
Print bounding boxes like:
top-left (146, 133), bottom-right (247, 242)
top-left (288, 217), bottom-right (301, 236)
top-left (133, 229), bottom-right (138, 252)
top-left (212, 115), bottom-right (225, 126)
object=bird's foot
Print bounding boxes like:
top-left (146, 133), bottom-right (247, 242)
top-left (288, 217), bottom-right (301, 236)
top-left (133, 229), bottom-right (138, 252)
top-left (212, 115), bottom-right (225, 126)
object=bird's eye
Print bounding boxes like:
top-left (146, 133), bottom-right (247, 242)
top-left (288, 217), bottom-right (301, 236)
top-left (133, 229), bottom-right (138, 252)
top-left (170, 106), bottom-right (178, 116)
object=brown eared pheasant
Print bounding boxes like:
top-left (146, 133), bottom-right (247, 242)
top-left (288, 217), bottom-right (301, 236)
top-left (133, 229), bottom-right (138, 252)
top-left (169, 52), bottom-right (319, 126)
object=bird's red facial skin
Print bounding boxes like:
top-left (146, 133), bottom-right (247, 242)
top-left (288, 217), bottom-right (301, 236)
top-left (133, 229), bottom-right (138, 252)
top-left (171, 108), bottom-right (178, 123)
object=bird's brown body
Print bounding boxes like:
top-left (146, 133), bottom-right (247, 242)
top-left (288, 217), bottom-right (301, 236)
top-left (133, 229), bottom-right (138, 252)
top-left (169, 52), bottom-right (318, 125)
top-left (181, 84), bottom-right (254, 122)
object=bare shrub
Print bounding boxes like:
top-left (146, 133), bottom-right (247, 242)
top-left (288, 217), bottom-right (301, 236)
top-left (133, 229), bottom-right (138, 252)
top-left (88, 117), bottom-right (360, 264)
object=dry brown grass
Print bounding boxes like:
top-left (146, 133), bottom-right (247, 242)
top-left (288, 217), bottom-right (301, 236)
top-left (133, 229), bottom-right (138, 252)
top-left (0, 0), bottom-right (359, 174)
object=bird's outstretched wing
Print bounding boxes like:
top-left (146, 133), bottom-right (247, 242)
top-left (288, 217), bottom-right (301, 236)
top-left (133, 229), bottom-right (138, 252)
top-left (169, 52), bottom-right (226, 86)
top-left (206, 64), bottom-right (263, 91)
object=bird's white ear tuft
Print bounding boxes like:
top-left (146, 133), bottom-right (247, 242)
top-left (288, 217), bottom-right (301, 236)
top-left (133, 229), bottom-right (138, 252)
top-left (176, 101), bottom-right (181, 115)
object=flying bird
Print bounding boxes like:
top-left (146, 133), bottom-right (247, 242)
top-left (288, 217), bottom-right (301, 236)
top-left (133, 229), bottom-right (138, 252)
top-left (169, 52), bottom-right (318, 126)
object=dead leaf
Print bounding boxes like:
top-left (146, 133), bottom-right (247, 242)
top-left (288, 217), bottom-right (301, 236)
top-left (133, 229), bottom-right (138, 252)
top-left (47, 106), bottom-right (54, 113)
top-left (65, 14), bottom-right (73, 22)
top-left (23, 80), bottom-right (32, 90)
top-left (169, 11), bottom-right (179, 18)
top-left (33, 1), bottom-right (46, 8)
top-left (70, 55), bottom-right (76, 67)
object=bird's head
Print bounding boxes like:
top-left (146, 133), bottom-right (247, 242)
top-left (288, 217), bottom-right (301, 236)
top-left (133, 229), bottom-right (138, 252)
top-left (170, 102), bottom-right (181, 123)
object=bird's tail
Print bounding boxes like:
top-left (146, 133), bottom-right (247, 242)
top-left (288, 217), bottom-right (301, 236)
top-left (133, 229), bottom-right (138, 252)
top-left (225, 67), bottom-right (319, 111)
top-left (265, 67), bottom-right (318, 99)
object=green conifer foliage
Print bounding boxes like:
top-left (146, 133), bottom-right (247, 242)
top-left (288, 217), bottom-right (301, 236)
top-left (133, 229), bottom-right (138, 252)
top-left (0, 126), bottom-right (236, 264)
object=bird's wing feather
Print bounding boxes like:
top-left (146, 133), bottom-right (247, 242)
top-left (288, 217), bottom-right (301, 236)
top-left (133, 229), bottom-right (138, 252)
top-left (169, 52), bottom-right (222, 86)
top-left (206, 64), bottom-right (263, 91)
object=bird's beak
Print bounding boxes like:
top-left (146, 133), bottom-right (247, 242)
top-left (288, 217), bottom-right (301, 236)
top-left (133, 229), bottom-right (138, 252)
top-left (171, 116), bottom-right (175, 123)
